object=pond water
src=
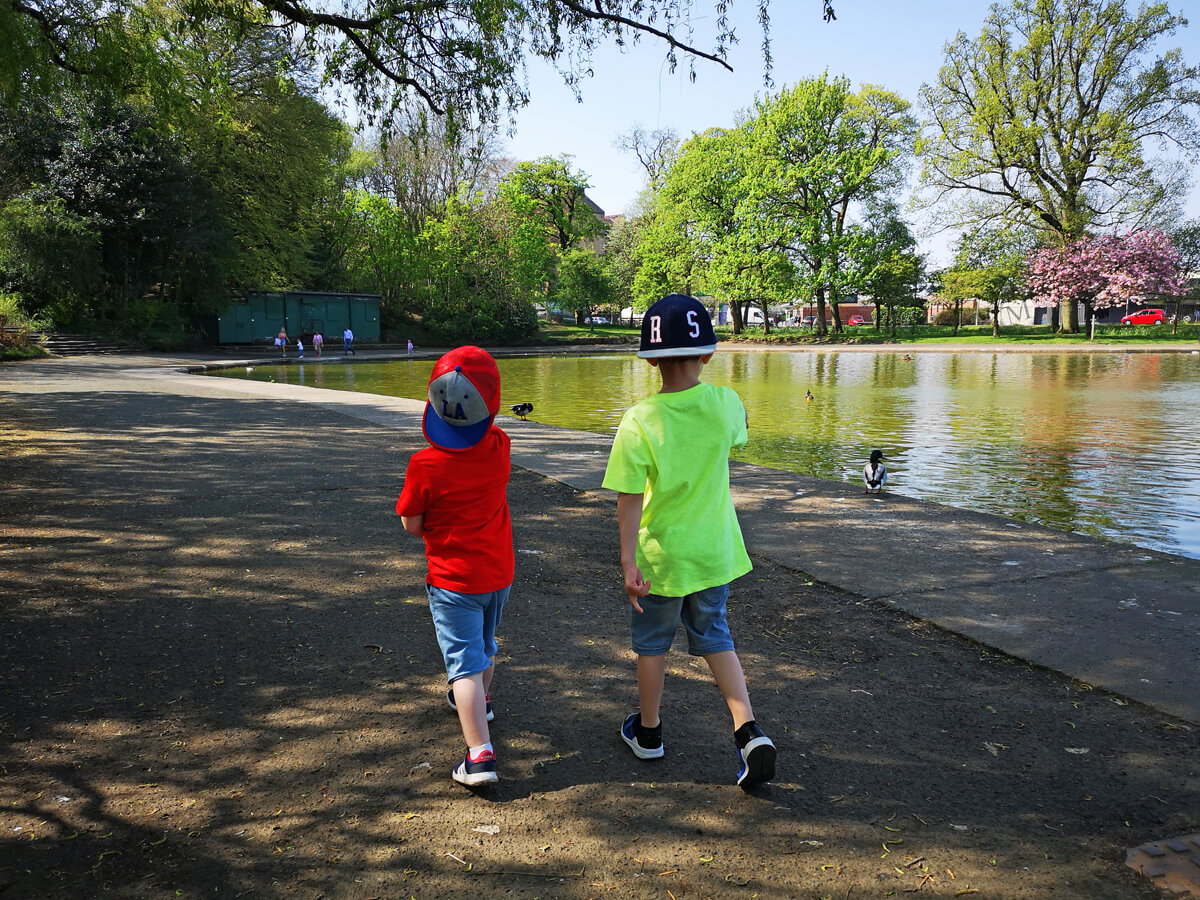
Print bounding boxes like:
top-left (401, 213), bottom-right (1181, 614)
top-left (217, 350), bottom-right (1200, 560)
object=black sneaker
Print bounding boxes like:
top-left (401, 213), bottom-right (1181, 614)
top-left (621, 712), bottom-right (664, 760)
top-left (452, 749), bottom-right (498, 786)
top-left (446, 688), bottom-right (494, 722)
top-left (734, 721), bottom-right (776, 789)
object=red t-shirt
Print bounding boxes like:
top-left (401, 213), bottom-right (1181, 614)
top-left (395, 425), bottom-right (514, 593)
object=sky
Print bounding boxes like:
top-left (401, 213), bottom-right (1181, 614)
top-left (501, 0), bottom-right (1200, 267)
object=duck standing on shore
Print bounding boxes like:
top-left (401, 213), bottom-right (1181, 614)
top-left (510, 402), bottom-right (534, 420)
top-left (863, 449), bottom-right (887, 494)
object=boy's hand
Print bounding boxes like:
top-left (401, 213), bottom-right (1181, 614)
top-left (623, 563), bottom-right (651, 613)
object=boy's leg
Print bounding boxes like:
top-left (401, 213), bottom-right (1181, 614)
top-left (705, 651), bottom-right (775, 788)
top-left (704, 650), bottom-right (754, 730)
top-left (450, 672), bottom-right (491, 748)
top-left (621, 653), bottom-right (666, 759)
top-left (636, 653), bottom-right (667, 727)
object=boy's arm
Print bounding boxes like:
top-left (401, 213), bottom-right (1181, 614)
top-left (616, 492), bottom-right (651, 612)
top-left (400, 514), bottom-right (424, 537)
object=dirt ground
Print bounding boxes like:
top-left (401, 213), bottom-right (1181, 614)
top-left (0, 383), bottom-right (1197, 900)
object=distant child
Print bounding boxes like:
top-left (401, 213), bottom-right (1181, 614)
top-left (863, 449), bottom-right (887, 494)
top-left (407, 339), bottom-right (415, 356)
top-left (313, 332), bottom-right (323, 357)
top-left (396, 346), bottom-right (514, 787)
top-left (296, 338), bottom-right (304, 359)
top-left (601, 293), bottom-right (776, 789)
top-left (343, 327), bottom-right (354, 355)
top-left (276, 329), bottom-right (287, 356)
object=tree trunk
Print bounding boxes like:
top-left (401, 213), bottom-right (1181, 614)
top-left (1059, 298), bottom-right (1079, 333)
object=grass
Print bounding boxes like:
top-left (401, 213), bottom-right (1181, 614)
top-left (718, 322), bottom-right (1200, 346)
top-left (529, 320), bottom-right (1200, 348)
top-left (536, 323), bottom-right (640, 344)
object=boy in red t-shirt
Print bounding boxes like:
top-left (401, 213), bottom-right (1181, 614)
top-left (396, 346), bottom-right (514, 787)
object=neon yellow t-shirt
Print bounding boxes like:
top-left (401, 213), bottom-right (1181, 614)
top-left (602, 381), bottom-right (753, 597)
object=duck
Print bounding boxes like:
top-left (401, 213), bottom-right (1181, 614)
top-left (805, 389), bottom-right (814, 402)
top-left (510, 402), bottom-right (534, 420)
top-left (863, 449), bottom-right (888, 494)
top-left (901, 353), bottom-right (914, 361)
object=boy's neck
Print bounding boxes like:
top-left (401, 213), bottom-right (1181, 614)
top-left (655, 357), bottom-right (706, 394)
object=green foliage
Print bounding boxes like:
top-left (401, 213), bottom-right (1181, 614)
top-left (4, 0), bottom-right (839, 129)
top-left (500, 156), bottom-right (605, 253)
top-left (552, 248), bottom-right (616, 323)
top-left (0, 194), bottom-right (101, 323)
top-left (416, 197), bottom-right (542, 344)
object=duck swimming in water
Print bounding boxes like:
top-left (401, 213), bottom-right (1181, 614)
top-left (805, 390), bottom-right (814, 402)
top-left (510, 402), bottom-right (534, 420)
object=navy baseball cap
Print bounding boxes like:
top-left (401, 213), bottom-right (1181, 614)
top-left (638, 293), bottom-right (718, 359)
top-left (422, 346), bottom-right (501, 451)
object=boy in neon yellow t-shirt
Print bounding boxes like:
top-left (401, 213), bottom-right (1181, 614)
top-left (602, 293), bottom-right (776, 789)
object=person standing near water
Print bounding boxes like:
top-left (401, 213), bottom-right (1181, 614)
top-left (343, 327), bottom-right (354, 355)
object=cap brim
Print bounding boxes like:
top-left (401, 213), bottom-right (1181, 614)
top-left (423, 403), bottom-right (493, 451)
top-left (637, 343), bottom-right (717, 359)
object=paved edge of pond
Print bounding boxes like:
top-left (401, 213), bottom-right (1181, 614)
top-left (7, 351), bottom-right (1200, 727)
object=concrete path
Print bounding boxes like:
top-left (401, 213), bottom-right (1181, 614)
top-left (4, 351), bottom-right (1198, 726)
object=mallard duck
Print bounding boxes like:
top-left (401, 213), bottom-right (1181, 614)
top-left (805, 390), bottom-right (814, 402)
top-left (510, 402), bottom-right (534, 420)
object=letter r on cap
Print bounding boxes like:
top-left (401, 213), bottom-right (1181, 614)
top-left (650, 316), bottom-right (662, 344)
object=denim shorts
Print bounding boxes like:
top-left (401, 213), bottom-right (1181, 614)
top-left (426, 583), bottom-right (511, 682)
top-left (631, 583), bottom-right (735, 656)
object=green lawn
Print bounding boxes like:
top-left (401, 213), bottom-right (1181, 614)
top-left (718, 322), bottom-right (1200, 346)
top-left (534, 320), bottom-right (1200, 347)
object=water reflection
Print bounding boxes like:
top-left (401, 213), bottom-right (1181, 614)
top-left (217, 351), bottom-right (1200, 558)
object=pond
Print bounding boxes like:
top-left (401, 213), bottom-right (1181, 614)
top-left (216, 349), bottom-right (1200, 560)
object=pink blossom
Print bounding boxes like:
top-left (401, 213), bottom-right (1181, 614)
top-left (1027, 231), bottom-right (1186, 310)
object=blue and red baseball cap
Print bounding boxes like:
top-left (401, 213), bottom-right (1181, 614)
top-left (638, 293), bottom-right (718, 358)
top-left (422, 345), bottom-right (501, 451)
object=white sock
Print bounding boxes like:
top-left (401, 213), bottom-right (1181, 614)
top-left (469, 743), bottom-right (494, 759)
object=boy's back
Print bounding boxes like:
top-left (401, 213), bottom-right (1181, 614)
top-left (604, 381), bottom-right (750, 597)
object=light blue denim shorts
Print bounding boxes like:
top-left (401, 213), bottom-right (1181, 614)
top-left (426, 583), bottom-right (511, 682)
top-left (630, 583), bottom-right (735, 656)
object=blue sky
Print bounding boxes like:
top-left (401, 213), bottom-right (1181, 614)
top-left (504, 0), bottom-right (1200, 266)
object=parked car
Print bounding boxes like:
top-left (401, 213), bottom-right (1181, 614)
top-left (1120, 308), bottom-right (1167, 325)
top-left (585, 316), bottom-right (608, 325)
top-left (800, 316), bottom-right (819, 327)
top-left (847, 314), bottom-right (870, 326)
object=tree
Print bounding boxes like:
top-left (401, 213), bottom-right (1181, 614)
top-left (5, 0), bottom-right (838, 126)
top-left (917, 0), bottom-right (1200, 333)
top-left (552, 248), bottom-right (616, 325)
top-left (1168, 219), bottom-right (1200, 330)
top-left (746, 75), bottom-right (917, 334)
top-left (849, 203), bottom-right (925, 336)
top-left (939, 225), bottom-right (1033, 337)
top-left (658, 126), bottom-right (762, 333)
top-left (1027, 230), bottom-right (1185, 337)
top-left (417, 194), bottom-right (545, 344)
top-left (615, 126), bottom-right (680, 191)
top-left (500, 156), bottom-right (605, 253)
top-left (355, 113), bottom-right (508, 228)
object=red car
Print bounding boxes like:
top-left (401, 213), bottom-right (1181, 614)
top-left (847, 314), bottom-right (870, 326)
top-left (1120, 308), bottom-right (1167, 325)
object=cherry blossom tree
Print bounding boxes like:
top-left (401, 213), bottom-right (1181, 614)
top-left (1027, 231), bottom-right (1185, 335)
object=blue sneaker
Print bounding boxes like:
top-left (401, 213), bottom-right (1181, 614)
top-left (735, 722), bottom-right (776, 788)
top-left (621, 712), bottom-right (664, 760)
top-left (446, 688), bottom-right (494, 722)
top-left (452, 749), bottom-right (498, 786)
